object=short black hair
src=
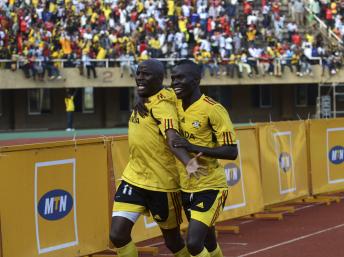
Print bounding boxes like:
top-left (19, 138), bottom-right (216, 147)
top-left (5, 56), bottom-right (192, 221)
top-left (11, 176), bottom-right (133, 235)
top-left (140, 59), bottom-right (164, 79)
top-left (175, 59), bottom-right (202, 81)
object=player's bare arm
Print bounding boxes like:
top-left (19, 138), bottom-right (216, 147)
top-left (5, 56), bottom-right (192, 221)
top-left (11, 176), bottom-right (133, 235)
top-left (166, 129), bottom-right (207, 179)
top-left (172, 136), bottom-right (238, 160)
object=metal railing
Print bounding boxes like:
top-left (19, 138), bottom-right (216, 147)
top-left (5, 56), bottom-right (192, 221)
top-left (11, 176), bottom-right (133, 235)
top-left (305, 7), bottom-right (344, 45)
top-left (0, 56), bottom-right (324, 69)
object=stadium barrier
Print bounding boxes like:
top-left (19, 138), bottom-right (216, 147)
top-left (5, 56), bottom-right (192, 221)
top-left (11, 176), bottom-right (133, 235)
top-left (217, 126), bottom-right (264, 221)
top-left (2, 119), bottom-right (344, 256)
top-left (0, 217), bottom-right (2, 257)
top-left (0, 139), bottom-right (110, 257)
top-left (109, 127), bottom-right (265, 241)
top-left (258, 121), bottom-right (310, 206)
top-left (308, 118), bottom-right (344, 194)
top-left (110, 136), bottom-right (163, 242)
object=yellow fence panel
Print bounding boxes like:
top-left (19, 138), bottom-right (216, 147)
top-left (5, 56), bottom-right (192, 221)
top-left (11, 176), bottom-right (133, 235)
top-left (258, 121), bottom-right (309, 206)
top-left (0, 216), bottom-right (2, 257)
top-left (110, 137), bottom-right (162, 242)
top-left (309, 118), bottom-right (344, 194)
top-left (217, 127), bottom-right (264, 221)
top-left (0, 139), bottom-right (109, 257)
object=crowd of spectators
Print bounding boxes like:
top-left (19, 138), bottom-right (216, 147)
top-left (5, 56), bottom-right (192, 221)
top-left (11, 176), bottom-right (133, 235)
top-left (0, 0), bottom-right (343, 81)
top-left (306, 0), bottom-right (344, 40)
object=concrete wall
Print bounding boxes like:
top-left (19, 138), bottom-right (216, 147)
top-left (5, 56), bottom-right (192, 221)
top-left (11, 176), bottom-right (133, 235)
top-left (1, 81), bottom-right (342, 131)
top-left (0, 90), bottom-right (13, 130)
top-left (0, 63), bottom-right (340, 131)
top-left (1, 65), bottom-right (344, 89)
top-left (0, 88), bottom-right (132, 131)
top-left (202, 85), bottom-right (317, 123)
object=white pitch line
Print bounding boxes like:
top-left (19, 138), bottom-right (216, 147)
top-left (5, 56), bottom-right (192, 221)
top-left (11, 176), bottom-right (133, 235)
top-left (223, 242), bottom-right (248, 246)
top-left (237, 223), bottom-right (344, 257)
top-left (146, 241), bottom-right (165, 247)
top-left (147, 196), bottom-right (344, 254)
top-left (238, 200), bottom-right (341, 226)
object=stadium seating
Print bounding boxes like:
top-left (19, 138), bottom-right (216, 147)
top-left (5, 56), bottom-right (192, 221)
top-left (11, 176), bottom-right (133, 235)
top-left (0, 0), bottom-right (342, 82)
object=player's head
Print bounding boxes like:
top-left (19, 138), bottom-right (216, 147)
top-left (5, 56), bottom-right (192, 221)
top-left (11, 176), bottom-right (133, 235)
top-left (66, 89), bottom-right (72, 97)
top-left (135, 59), bottom-right (164, 97)
top-left (171, 59), bottom-right (201, 99)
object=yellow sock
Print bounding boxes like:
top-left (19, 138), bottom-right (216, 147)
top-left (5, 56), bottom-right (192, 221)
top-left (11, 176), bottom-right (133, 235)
top-left (209, 244), bottom-right (224, 257)
top-left (191, 247), bottom-right (211, 257)
top-left (116, 240), bottom-right (138, 257)
top-left (175, 246), bottom-right (191, 257)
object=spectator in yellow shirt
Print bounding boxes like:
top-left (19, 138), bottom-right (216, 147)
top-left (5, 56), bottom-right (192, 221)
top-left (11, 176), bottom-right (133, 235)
top-left (138, 50), bottom-right (149, 62)
top-left (65, 89), bottom-right (76, 131)
top-left (148, 36), bottom-right (161, 58)
top-left (178, 16), bottom-right (187, 33)
top-left (246, 26), bottom-right (256, 42)
top-left (201, 49), bottom-right (214, 77)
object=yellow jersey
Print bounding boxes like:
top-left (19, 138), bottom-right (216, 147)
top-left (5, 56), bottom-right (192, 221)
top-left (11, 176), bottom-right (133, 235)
top-left (176, 95), bottom-right (236, 192)
top-left (65, 96), bottom-right (75, 112)
top-left (122, 88), bottom-right (180, 192)
top-left (167, 0), bottom-right (175, 16)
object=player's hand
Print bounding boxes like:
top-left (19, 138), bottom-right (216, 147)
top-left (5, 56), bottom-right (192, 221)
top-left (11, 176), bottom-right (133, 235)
top-left (186, 152), bottom-right (207, 179)
top-left (133, 97), bottom-right (149, 118)
top-left (172, 137), bottom-right (193, 151)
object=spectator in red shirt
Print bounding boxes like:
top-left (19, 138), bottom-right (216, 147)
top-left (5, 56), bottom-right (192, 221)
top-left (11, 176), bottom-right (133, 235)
top-left (243, 1), bottom-right (252, 16)
top-left (325, 5), bottom-right (334, 28)
top-left (292, 32), bottom-right (302, 46)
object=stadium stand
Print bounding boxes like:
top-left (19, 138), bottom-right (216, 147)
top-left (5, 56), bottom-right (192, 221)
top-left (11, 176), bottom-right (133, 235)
top-left (0, 0), bottom-right (343, 80)
top-left (1, 0), bottom-right (344, 131)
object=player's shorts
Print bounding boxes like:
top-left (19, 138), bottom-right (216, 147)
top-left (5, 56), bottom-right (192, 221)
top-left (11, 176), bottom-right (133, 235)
top-left (181, 189), bottom-right (228, 227)
top-left (113, 181), bottom-right (183, 230)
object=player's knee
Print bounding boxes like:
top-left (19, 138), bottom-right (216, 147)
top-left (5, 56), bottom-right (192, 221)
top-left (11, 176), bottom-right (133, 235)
top-left (186, 236), bottom-right (203, 255)
top-left (204, 240), bottom-right (217, 252)
top-left (164, 236), bottom-right (184, 253)
top-left (109, 226), bottom-right (130, 247)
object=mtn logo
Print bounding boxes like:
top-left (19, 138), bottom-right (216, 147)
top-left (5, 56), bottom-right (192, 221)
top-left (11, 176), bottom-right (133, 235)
top-left (329, 146), bottom-right (344, 165)
top-left (38, 189), bottom-right (73, 221)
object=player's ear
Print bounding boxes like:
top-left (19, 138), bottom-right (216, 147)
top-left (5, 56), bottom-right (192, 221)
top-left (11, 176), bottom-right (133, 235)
top-left (193, 78), bottom-right (201, 87)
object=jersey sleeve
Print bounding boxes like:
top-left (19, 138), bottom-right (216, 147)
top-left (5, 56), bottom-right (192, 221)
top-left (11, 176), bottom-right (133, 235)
top-left (209, 104), bottom-right (237, 145)
top-left (151, 99), bottom-right (179, 138)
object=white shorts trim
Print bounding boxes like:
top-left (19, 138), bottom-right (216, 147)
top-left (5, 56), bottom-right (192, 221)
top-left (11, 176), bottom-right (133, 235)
top-left (112, 211), bottom-right (140, 223)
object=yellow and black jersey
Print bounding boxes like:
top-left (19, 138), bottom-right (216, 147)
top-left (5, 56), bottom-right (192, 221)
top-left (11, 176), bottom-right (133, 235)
top-left (176, 94), bottom-right (236, 192)
top-left (122, 88), bottom-right (180, 192)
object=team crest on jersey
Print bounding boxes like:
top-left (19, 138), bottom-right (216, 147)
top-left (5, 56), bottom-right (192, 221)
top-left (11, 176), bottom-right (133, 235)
top-left (192, 120), bottom-right (201, 128)
top-left (157, 93), bottom-right (165, 100)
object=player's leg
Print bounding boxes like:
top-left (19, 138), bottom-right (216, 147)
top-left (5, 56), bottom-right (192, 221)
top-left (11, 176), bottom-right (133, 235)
top-left (161, 226), bottom-right (189, 257)
top-left (148, 191), bottom-right (189, 256)
top-left (186, 219), bottom-right (211, 256)
top-left (110, 216), bottom-right (138, 257)
top-left (204, 226), bottom-right (223, 257)
top-left (110, 181), bottom-right (146, 257)
top-left (182, 190), bottom-right (228, 257)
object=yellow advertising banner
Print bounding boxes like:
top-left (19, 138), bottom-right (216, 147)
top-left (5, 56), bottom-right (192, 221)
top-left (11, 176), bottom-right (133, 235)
top-left (0, 216), bottom-right (2, 257)
top-left (309, 118), bottom-right (344, 194)
top-left (258, 121), bottom-right (309, 206)
top-left (110, 128), bottom-right (265, 240)
top-left (0, 139), bottom-right (109, 257)
top-left (110, 137), bottom-right (162, 242)
top-left (217, 128), bottom-right (264, 221)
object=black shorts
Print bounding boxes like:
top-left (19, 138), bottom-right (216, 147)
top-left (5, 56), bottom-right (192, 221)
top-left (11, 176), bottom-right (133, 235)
top-left (113, 181), bottom-right (183, 229)
top-left (181, 189), bottom-right (228, 226)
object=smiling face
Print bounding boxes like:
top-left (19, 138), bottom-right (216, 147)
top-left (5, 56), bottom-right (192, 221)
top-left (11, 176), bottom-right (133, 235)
top-left (135, 60), bottom-right (164, 97)
top-left (171, 62), bottom-right (201, 100)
